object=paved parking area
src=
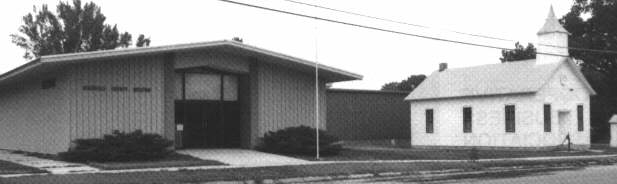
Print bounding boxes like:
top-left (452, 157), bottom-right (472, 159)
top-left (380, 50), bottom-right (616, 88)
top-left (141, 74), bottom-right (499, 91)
top-left (177, 149), bottom-right (310, 166)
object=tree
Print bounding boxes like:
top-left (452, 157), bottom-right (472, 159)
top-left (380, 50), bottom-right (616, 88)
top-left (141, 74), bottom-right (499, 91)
top-left (231, 37), bottom-right (243, 43)
top-left (561, 0), bottom-right (617, 142)
top-left (500, 42), bottom-right (536, 62)
top-left (381, 74), bottom-right (426, 91)
top-left (136, 34), bottom-right (151, 47)
top-left (10, 0), bottom-right (150, 59)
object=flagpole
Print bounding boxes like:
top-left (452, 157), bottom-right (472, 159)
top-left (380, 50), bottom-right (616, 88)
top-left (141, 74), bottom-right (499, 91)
top-left (314, 17), bottom-right (320, 160)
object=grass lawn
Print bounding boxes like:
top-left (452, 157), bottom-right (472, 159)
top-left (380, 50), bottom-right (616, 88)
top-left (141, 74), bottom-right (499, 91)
top-left (3, 156), bottom-right (617, 184)
top-left (293, 147), bottom-right (617, 161)
top-left (88, 153), bottom-right (225, 170)
top-left (0, 160), bottom-right (46, 175)
top-left (7, 149), bottom-right (225, 170)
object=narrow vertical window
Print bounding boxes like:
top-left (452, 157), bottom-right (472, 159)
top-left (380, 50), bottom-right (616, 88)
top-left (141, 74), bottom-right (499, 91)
top-left (425, 109), bottom-right (433, 133)
top-left (463, 107), bottom-right (472, 133)
top-left (577, 105), bottom-right (584, 131)
top-left (544, 104), bottom-right (551, 132)
top-left (505, 105), bottom-right (515, 132)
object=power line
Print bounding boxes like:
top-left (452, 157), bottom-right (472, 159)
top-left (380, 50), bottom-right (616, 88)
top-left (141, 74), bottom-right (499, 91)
top-left (278, 0), bottom-right (617, 55)
top-left (280, 0), bottom-right (513, 42)
top-left (218, 0), bottom-right (569, 57)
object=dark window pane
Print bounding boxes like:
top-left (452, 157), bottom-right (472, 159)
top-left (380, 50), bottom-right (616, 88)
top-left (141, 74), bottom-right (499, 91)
top-left (426, 109), bottom-right (433, 133)
top-left (463, 107), bottom-right (472, 133)
top-left (577, 105), bottom-right (584, 131)
top-left (544, 104), bottom-right (551, 132)
top-left (505, 105), bottom-right (515, 132)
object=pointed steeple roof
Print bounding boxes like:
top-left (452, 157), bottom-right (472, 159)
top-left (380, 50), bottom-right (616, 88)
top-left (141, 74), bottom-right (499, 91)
top-left (537, 5), bottom-right (569, 35)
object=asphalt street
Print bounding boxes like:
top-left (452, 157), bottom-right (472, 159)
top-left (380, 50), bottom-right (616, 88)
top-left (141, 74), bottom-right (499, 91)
top-left (304, 165), bottom-right (617, 184)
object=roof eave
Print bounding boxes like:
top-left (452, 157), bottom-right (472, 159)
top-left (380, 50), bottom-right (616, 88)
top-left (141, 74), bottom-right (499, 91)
top-left (3, 40), bottom-right (361, 84)
top-left (405, 91), bottom-right (537, 102)
top-left (0, 58), bottom-right (42, 82)
top-left (226, 41), bottom-right (363, 81)
top-left (563, 58), bottom-right (597, 96)
top-left (537, 30), bottom-right (571, 35)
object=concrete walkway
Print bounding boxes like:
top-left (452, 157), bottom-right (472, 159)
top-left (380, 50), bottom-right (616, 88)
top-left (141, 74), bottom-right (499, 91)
top-left (177, 149), bottom-right (310, 166)
top-left (0, 150), bottom-right (99, 174)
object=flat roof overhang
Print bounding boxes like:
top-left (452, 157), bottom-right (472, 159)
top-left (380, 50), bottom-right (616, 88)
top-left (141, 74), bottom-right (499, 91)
top-left (0, 40), bottom-right (363, 87)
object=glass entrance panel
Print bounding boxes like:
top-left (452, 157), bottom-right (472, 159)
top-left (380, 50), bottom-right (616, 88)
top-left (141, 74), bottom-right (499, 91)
top-left (185, 73), bottom-right (221, 100)
top-left (223, 75), bottom-right (238, 101)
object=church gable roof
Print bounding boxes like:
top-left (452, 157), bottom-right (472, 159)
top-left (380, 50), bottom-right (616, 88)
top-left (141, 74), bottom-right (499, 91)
top-left (405, 58), bottom-right (596, 101)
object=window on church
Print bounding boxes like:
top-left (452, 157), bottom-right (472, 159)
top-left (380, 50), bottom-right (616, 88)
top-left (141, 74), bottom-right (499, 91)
top-left (577, 105), bottom-right (584, 131)
top-left (544, 104), bottom-right (551, 132)
top-left (463, 107), bottom-right (472, 133)
top-left (505, 105), bottom-right (516, 132)
top-left (425, 109), bottom-right (433, 133)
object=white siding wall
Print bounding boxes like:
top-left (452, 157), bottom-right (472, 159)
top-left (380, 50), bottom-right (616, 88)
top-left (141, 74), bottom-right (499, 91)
top-left (411, 94), bottom-right (540, 147)
top-left (410, 64), bottom-right (592, 148)
top-left (66, 56), bottom-right (166, 141)
top-left (0, 71), bottom-right (70, 153)
top-left (535, 64), bottom-right (591, 146)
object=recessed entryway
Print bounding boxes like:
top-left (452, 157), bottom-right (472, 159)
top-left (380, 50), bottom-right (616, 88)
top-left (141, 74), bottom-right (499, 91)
top-left (558, 111), bottom-right (572, 138)
top-left (174, 69), bottom-right (243, 149)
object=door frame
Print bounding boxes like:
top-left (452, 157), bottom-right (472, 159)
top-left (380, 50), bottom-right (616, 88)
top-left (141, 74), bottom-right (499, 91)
top-left (174, 67), bottom-right (243, 149)
top-left (558, 110), bottom-right (571, 139)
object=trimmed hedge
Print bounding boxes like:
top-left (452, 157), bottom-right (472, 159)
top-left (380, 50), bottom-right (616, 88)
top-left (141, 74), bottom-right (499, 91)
top-left (256, 126), bottom-right (342, 156)
top-left (59, 130), bottom-right (173, 162)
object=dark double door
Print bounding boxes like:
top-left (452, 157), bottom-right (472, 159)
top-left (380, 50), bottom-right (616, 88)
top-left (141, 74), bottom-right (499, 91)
top-left (176, 100), bottom-right (241, 148)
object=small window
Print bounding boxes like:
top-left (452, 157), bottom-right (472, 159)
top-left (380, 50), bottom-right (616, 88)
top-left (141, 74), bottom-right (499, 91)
top-left (577, 105), bottom-right (584, 131)
top-left (544, 104), bottom-right (551, 132)
top-left (111, 86), bottom-right (128, 92)
top-left (425, 109), bottom-right (434, 133)
top-left (505, 105), bottom-right (516, 133)
top-left (41, 79), bottom-right (56, 89)
top-left (133, 87), bottom-right (152, 93)
top-left (463, 107), bottom-right (472, 133)
top-left (82, 85), bottom-right (105, 91)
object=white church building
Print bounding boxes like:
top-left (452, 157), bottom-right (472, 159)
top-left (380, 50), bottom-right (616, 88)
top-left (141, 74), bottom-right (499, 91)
top-left (406, 7), bottom-right (597, 149)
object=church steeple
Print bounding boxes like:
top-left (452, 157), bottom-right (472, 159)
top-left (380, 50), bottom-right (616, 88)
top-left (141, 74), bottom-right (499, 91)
top-left (536, 5), bottom-right (569, 65)
top-left (537, 5), bottom-right (569, 35)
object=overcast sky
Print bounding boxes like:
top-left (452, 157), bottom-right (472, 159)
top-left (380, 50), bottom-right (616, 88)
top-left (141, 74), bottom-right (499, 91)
top-left (0, 0), bottom-right (574, 89)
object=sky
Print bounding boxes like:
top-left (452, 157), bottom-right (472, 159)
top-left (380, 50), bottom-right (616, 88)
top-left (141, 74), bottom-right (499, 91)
top-left (0, 0), bottom-right (575, 89)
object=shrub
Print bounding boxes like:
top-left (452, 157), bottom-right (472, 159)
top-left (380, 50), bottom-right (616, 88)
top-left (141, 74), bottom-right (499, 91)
top-left (256, 125), bottom-right (342, 156)
top-left (59, 130), bottom-right (173, 162)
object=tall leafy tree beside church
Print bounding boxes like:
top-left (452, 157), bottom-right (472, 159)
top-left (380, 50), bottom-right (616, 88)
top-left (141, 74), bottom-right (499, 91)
top-left (561, 0), bottom-right (617, 142)
top-left (10, 0), bottom-right (151, 59)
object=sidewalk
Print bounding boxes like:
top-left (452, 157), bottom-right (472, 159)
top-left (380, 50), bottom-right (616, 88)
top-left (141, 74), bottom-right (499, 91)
top-left (177, 149), bottom-right (309, 166)
top-left (0, 150), bottom-right (98, 175)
